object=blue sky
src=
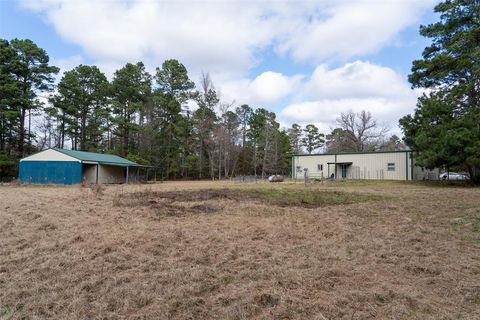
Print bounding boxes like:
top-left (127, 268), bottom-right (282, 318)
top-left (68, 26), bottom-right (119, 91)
top-left (0, 0), bottom-right (439, 134)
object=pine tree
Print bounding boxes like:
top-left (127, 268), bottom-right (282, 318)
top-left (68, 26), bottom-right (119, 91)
top-left (0, 39), bottom-right (58, 157)
top-left (301, 124), bottom-right (324, 154)
top-left (154, 59), bottom-right (195, 178)
top-left (110, 62), bottom-right (152, 157)
top-left (400, 0), bottom-right (480, 183)
top-left (53, 65), bottom-right (109, 151)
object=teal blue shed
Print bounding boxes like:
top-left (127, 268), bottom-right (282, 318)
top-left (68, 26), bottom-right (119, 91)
top-left (19, 148), bottom-right (144, 184)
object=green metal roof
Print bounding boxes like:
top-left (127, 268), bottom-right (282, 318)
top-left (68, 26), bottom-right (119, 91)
top-left (53, 148), bottom-right (142, 167)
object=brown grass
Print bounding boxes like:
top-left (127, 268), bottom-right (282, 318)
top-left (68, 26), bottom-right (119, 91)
top-left (1, 180), bottom-right (479, 319)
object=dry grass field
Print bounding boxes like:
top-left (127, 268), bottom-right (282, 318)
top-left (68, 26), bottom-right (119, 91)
top-left (1, 180), bottom-right (479, 319)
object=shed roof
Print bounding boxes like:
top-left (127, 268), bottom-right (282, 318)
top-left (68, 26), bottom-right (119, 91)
top-left (53, 148), bottom-right (143, 167)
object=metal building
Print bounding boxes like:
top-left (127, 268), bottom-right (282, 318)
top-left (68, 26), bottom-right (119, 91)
top-left (19, 148), bottom-right (145, 184)
top-left (292, 150), bottom-right (438, 181)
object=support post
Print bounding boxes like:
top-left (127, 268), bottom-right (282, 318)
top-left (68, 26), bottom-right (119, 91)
top-left (334, 153), bottom-right (337, 180)
top-left (292, 156), bottom-right (295, 180)
top-left (96, 164), bottom-right (99, 184)
top-left (405, 151), bottom-right (409, 181)
top-left (126, 166), bottom-right (129, 183)
top-left (411, 152), bottom-right (414, 180)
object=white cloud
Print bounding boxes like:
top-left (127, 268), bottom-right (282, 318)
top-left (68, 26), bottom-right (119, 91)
top-left (19, 0), bottom-right (435, 76)
top-left (218, 71), bottom-right (303, 106)
top-left (277, 0), bottom-right (435, 63)
top-left (279, 61), bottom-right (423, 134)
top-left (19, 0), bottom-right (275, 77)
top-left (304, 60), bottom-right (414, 100)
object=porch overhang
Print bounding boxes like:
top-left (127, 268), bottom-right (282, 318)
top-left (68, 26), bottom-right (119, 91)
top-left (81, 160), bottom-right (149, 167)
top-left (327, 162), bottom-right (353, 165)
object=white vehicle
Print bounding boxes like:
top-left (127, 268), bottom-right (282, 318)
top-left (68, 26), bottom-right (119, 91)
top-left (439, 172), bottom-right (469, 181)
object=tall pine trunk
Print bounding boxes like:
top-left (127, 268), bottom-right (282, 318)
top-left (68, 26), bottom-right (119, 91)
top-left (18, 107), bottom-right (26, 157)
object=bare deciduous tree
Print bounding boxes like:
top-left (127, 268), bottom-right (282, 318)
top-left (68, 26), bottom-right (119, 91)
top-left (335, 110), bottom-right (388, 152)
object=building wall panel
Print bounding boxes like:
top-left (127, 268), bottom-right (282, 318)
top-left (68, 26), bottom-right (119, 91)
top-left (19, 161), bottom-right (82, 184)
top-left (293, 154), bottom-right (336, 179)
top-left (20, 149), bottom-right (79, 162)
top-left (337, 152), bottom-right (409, 180)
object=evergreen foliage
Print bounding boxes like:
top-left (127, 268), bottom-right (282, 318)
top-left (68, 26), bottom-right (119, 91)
top-left (400, 0), bottom-right (480, 184)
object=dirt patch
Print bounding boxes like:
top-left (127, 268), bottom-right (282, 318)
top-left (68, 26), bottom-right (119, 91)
top-left (113, 188), bottom-right (381, 214)
top-left (113, 189), bottom-right (230, 216)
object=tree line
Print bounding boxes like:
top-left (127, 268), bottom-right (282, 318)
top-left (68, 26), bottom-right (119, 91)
top-left (2, 0), bottom-right (477, 183)
top-left (0, 38), bottom-right (400, 180)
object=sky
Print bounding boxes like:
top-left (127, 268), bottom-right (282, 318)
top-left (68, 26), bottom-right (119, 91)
top-left (0, 0), bottom-right (440, 135)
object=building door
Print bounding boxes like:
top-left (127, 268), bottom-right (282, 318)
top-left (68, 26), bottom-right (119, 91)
top-left (341, 164), bottom-right (347, 178)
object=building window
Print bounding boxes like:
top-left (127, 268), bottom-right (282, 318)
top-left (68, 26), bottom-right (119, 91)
top-left (317, 164), bottom-right (323, 171)
top-left (387, 163), bottom-right (395, 171)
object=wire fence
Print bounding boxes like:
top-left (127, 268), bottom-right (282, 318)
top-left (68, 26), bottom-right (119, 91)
top-left (293, 165), bottom-right (439, 182)
top-left (232, 175), bottom-right (272, 183)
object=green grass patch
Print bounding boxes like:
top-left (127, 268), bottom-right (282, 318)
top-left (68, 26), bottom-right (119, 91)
top-left (288, 179), bottom-right (479, 188)
top-left (235, 187), bottom-right (383, 207)
top-left (123, 186), bottom-right (384, 209)
top-left (289, 179), bottom-right (400, 187)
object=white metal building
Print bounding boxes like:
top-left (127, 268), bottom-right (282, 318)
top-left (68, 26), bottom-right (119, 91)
top-left (292, 150), bottom-right (438, 181)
